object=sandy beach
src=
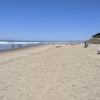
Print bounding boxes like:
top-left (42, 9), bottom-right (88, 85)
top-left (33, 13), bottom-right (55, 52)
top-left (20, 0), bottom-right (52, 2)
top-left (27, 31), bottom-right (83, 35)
top-left (0, 44), bottom-right (100, 100)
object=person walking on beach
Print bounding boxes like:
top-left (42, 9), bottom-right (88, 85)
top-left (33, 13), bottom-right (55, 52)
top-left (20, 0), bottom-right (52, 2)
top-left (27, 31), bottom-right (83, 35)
top-left (84, 41), bottom-right (88, 48)
top-left (12, 44), bottom-right (14, 49)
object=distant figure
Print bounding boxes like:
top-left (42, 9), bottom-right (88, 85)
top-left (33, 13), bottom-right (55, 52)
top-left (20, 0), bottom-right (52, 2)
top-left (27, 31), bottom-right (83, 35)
top-left (28, 43), bottom-right (31, 46)
top-left (84, 42), bottom-right (88, 48)
top-left (18, 44), bottom-right (21, 48)
top-left (12, 44), bottom-right (14, 48)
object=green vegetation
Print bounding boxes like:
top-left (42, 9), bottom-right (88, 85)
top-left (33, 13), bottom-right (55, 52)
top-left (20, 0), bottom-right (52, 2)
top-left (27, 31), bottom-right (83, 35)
top-left (87, 33), bottom-right (100, 44)
top-left (87, 38), bottom-right (100, 44)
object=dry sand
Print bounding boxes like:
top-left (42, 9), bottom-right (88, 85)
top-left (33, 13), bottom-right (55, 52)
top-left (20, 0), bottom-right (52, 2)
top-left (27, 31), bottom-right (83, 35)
top-left (0, 44), bottom-right (100, 100)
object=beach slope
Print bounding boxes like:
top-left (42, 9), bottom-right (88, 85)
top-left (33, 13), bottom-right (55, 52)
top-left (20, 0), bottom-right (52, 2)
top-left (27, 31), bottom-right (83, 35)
top-left (0, 44), bottom-right (100, 100)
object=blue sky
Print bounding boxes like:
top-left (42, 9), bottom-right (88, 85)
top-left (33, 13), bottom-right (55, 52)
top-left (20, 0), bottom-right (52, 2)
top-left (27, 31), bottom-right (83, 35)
top-left (0, 0), bottom-right (100, 41)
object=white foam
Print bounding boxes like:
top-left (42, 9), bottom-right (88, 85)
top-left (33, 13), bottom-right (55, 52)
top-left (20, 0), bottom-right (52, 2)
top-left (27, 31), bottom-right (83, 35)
top-left (0, 41), bottom-right (40, 44)
top-left (0, 42), bottom-right (9, 44)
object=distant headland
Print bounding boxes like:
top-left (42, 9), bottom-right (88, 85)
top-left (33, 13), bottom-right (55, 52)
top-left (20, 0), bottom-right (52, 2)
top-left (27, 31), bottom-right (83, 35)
top-left (88, 33), bottom-right (100, 44)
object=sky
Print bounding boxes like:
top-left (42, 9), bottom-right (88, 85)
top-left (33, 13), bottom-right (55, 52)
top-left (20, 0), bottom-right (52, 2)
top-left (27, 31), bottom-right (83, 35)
top-left (0, 0), bottom-right (100, 41)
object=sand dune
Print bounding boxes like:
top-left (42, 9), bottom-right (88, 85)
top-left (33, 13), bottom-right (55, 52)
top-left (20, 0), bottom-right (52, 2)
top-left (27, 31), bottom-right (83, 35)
top-left (0, 44), bottom-right (100, 100)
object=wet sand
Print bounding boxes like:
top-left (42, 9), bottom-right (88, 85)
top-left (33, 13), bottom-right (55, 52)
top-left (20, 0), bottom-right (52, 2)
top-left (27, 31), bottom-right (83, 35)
top-left (0, 44), bottom-right (100, 100)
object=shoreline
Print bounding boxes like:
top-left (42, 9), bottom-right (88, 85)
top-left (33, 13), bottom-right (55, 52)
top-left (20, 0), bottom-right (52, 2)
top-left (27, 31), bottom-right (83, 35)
top-left (0, 44), bottom-right (45, 54)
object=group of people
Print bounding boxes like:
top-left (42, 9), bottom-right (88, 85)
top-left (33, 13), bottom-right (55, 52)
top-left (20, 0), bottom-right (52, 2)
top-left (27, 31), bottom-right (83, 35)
top-left (11, 43), bottom-right (32, 49)
top-left (11, 44), bottom-right (22, 49)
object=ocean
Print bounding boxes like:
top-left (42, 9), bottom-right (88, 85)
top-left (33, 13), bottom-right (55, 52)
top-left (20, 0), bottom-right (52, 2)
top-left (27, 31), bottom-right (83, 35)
top-left (0, 41), bottom-right (40, 51)
top-left (0, 40), bottom-right (84, 51)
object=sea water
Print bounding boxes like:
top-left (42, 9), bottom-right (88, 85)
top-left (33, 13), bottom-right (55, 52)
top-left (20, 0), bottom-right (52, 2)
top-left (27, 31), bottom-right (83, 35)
top-left (0, 41), bottom-right (40, 51)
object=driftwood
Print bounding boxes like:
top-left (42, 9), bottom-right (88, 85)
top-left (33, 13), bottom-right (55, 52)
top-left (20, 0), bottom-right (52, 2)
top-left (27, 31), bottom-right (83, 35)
top-left (56, 46), bottom-right (61, 48)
